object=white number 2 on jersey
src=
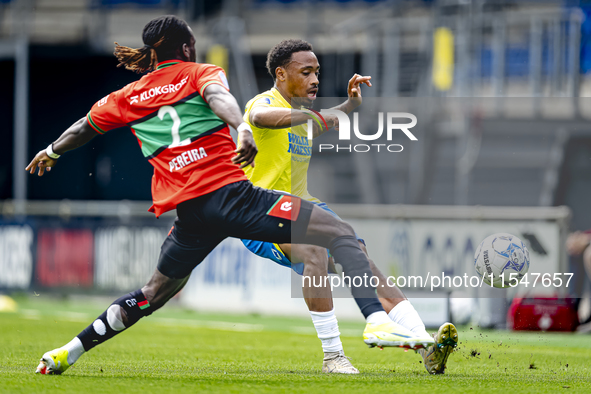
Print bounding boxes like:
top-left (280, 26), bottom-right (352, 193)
top-left (158, 105), bottom-right (190, 148)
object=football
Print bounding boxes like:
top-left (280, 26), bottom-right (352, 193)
top-left (474, 233), bottom-right (530, 288)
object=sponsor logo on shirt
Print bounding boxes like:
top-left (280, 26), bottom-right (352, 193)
top-left (130, 76), bottom-right (189, 105)
top-left (266, 195), bottom-right (301, 221)
top-left (271, 248), bottom-right (283, 261)
top-left (287, 132), bottom-right (312, 156)
top-left (169, 147), bottom-right (208, 172)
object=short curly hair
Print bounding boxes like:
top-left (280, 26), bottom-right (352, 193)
top-left (266, 39), bottom-right (313, 81)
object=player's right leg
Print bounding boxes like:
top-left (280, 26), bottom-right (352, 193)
top-left (36, 217), bottom-right (224, 375)
top-left (314, 202), bottom-right (454, 367)
top-left (364, 254), bottom-right (431, 341)
top-left (239, 239), bottom-right (357, 373)
top-left (364, 254), bottom-right (457, 371)
top-left (299, 205), bottom-right (433, 348)
top-left (279, 243), bottom-right (358, 374)
top-left (36, 268), bottom-right (189, 375)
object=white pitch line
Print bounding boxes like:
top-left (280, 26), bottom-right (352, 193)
top-left (20, 309), bottom-right (41, 320)
top-left (16, 309), bottom-right (362, 337)
top-left (152, 317), bottom-right (265, 332)
top-left (55, 311), bottom-right (91, 322)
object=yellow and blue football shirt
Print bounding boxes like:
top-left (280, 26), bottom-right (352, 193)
top-left (241, 87), bottom-right (320, 203)
top-left (239, 87), bottom-right (363, 273)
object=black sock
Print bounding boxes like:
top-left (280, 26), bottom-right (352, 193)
top-left (77, 289), bottom-right (153, 351)
top-left (328, 235), bottom-right (384, 318)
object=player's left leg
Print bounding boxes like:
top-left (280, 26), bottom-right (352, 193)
top-left (316, 202), bottom-right (433, 343)
top-left (221, 183), bottom-right (432, 349)
top-left (317, 202), bottom-right (457, 371)
top-left (359, 242), bottom-right (458, 373)
top-left (359, 243), bottom-right (430, 339)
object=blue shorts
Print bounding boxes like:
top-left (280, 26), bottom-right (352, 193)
top-left (241, 202), bottom-right (364, 275)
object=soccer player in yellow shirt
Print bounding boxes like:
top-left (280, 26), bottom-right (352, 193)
top-left (241, 39), bottom-right (457, 374)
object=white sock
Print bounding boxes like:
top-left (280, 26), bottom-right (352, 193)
top-left (63, 337), bottom-right (85, 365)
top-left (388, 300), bottom-right (430, 338)
top-left (366, 310), bottom-right (391, 325)
top-left (310, 309), bottom-right (343, 354)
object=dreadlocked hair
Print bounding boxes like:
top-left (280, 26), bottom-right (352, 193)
top-left (113, 15), bottom-right (193, 73)
top-left (114, 37), bottom-right (164, 73)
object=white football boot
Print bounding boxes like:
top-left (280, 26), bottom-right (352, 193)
top-left (322, 351), bottom-right (359, 374)
top-left (363, 320), bottom-right (434, 350)
top-left (35, 348), bottom-right (71, 375)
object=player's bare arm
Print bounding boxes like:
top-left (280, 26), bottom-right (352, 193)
top-left (203, 83), bottom-right (257, 168)
top-left (249, 106), bottom-right (322, 130)
top-left (249, 74), bottom-right (371, 139)
top-left (25, 117), bottom-right (97, 176)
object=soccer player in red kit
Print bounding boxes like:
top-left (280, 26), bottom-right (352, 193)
top-left (27, 15), bottom-right (429, 375)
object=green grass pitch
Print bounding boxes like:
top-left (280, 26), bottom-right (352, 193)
top-left (1, 295), bottom-right (590, 393)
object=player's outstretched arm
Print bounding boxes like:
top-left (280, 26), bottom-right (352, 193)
top-left (203, 84), bottom-right (257, 168)
top-left (250, 106), bottom-right (327, 140)
top-left (249, 74), bottom-right (372, 139)
top-left (25, 117), bottom-right (98, 176)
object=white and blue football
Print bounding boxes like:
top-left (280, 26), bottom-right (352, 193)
top-left (474, 233), bottom-right (530, 288)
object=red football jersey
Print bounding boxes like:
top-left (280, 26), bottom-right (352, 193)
top-left (87, 60), bottom-right (247, 217)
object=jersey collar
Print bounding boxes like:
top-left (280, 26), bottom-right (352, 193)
top-left (271, 87), bottom-right (292, 108)
top-left (155, 60), bottom-right (184, 70)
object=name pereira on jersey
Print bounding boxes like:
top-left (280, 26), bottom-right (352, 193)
top-left (169, 147), bottom-right (208, 172)
top-left (130, 76), bottom-right (189, 105)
